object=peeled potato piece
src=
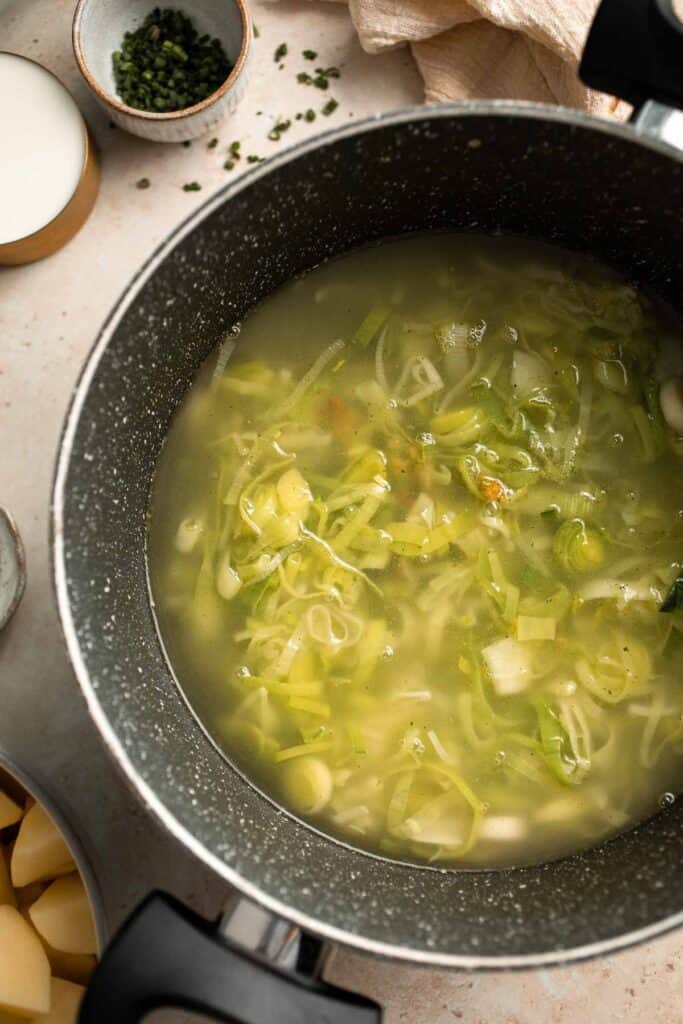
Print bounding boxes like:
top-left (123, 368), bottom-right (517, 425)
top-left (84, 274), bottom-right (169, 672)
top-left (29, 978), bottom-right (84, 1024)
top-left (0, 905), bottom-right (51, 1018)
top-left (0, 790), bottom-right (22, 831)
top-left (11, 804), bottom-right (75, 888)
top-left (16, 910), bottom-right (96, 985)
top-left (45, 950), bottom-right (96, 986)
top-left (15, 883), bottom-right (46, 910)
top-left (28, 874), bottom-right (96, 956)
top-left (0, 852), bottom-right (16, 908)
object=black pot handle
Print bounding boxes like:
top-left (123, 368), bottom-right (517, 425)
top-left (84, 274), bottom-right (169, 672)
top-left (580, 0), bottom-right (683, 110)
top-left (79, 892), bottom-right (382, 1023)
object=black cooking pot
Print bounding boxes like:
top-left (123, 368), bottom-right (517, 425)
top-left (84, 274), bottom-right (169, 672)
top-left (53, 2), bottom-right (683, 1021)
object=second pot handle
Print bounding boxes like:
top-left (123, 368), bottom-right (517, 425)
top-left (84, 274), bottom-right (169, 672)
top-left (79, 892), bottom-right (382, 1024)
top-left (580, 0), bottom-right (683, 110)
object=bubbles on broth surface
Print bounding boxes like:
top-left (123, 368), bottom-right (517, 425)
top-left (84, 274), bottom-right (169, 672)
top-left (148, 234), bottom-right (683, 868)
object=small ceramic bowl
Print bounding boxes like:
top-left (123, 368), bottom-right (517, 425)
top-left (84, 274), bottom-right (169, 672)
top-left (73, 0), bottom-right (252, 143)
top-left (0, 506), bottom-right (25, 629)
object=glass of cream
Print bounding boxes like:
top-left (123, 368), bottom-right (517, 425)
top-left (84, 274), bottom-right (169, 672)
top-left (0, 52), bottom-right (99, 265)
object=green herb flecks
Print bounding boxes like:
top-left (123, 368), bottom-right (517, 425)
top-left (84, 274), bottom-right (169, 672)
top-left (253, 23), bottom-right (260, 39)
top-left (135, 177), bottom-right (151, 189)
top-left (246, 155), bottom-right (263, 164)
top-left (207, 137), bottom-right (218, 149)
top-left (112, 7), bottom-right (233, 113)
top-left (661, 572), bottom-right (683, 612)
top-left (322, 98), bottom-right (338, 116)
top-left (297, 65), bottom-right (340, 91)
top-left (303, 49), bottom-right (318, 60)
top-left (274, 43), bottom-right (288, 62)
top-left (267, 119), bottom-right (291, 142)
top-left (223, 160), bottom-right (235, 171)
top-left (315, 66), bottom-right (339, 90)
top-left (182, 181), bottom-right (202, 191)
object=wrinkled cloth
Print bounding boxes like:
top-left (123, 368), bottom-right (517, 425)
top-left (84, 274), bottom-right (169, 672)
top-left (347, 0), bottom-right (625, 115)
top-left (270, 0), bottom-right (628, 117)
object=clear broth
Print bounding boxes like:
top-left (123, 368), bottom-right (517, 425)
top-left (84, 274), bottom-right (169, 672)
top-left (148, 234), bottom-right (683, 868)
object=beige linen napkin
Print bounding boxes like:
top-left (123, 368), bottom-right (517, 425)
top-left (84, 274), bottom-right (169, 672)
top-left (276, 0), bottom-right (627, 117)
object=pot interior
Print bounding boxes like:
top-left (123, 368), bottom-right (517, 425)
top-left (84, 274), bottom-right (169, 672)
top-left (55, 106), bottom-right (683, 966)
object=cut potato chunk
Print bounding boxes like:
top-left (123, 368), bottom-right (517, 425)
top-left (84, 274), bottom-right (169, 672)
top-left (0, 852), bottom-right (16, 909)
top-left (0, 790), bottom-right (22, 831)
top-left (16, 911), bottom-right (96, 985)
top-left (11, 804), bottom-right (75, 888)
top-left (29, 978), bottom-right (84, 1024)
top-left (46, 950), bottom-right (96, 986)
top-left (16, 883), bottom-right (45, 910)
top-left (0, 905), bottom-right (50, 1017)
top-left (28, 874), bottom-right (96, 956)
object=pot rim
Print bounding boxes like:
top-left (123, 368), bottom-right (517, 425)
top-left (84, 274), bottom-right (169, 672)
top-left (52, 100), bottom-right (683, 970)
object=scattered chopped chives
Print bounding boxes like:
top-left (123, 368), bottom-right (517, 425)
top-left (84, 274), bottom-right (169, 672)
top-left (302, 49), bottom-right (317, 60)
top-left (112, 7), bottom-right (232, 113)
top-left (223, 160), bottom-right (235, 170)
top-left (246, 155), bottom-right (262, 164)
top-left (304, 108), bottom-right (316, 122)
top-left (253, 23), bottom-right (260, 38)
top-left (274, 42), bottom-right (288, 61)
top-left (182, 181), bottom-right (202, 191)
top-left (228, 141), bottom-right (241, 158)
top-left (298, 65), bottom-right (340, 90)
top-left (322, 98), bottom-right (338, 116)
top-left (267, 118), bottom-right (291, 141)
top-left (135, 177), bottom-right (151, 189)
top-left (207, 137), bottom-right (218, 148)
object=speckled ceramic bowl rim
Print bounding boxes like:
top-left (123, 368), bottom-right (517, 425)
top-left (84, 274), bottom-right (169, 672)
top-left (0, 746), bottom-right (107, 953)
top-left (72, 0), bottom-right (251, 122)
top-left (53, 101), bottom-right (683, 971)
top-left (0, 506), bottom-right (26, 630)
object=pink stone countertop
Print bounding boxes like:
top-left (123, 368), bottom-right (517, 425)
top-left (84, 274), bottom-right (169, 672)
top-left (0, 1), bottom-right (680, 1021)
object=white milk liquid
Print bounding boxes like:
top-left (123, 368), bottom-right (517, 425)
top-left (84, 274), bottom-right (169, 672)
top-left (0, 54), bottom-right (86, 244)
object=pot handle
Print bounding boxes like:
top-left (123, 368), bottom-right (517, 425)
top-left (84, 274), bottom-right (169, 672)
top-left (78, 891), bottom-right (382, 1024)
top-left (580, 0), bottom-right (683, 110)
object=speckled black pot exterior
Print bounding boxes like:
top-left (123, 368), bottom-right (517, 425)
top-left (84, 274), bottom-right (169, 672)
top-left (53, 104), bottom-right (683, 968)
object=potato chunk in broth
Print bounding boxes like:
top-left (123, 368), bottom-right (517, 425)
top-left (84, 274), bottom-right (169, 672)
top-left (148, 234), bottom-right (683, 868)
